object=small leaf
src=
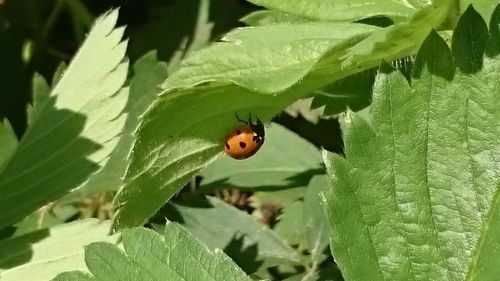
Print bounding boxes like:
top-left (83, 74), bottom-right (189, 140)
top-left (0, 219), bottom-right (117, 281)
top-left (27, 73), bottom-right (51, 126)
top-left (54, 223), bottom-right (253, 281)
top-left (275, 200), bottom-right (307, 247)
top-left (0, 119), bottom-right (18, 173)
top-left (0, 9), bottom-right (129, 229)
top-left (303, 175), bottom-right (330, 265)
top-left (159, 196), bottom-right (299, 273)
top-left (452, 6), bottom-right (489, 74)
top-left (459, 0), bottom-right (499, 24)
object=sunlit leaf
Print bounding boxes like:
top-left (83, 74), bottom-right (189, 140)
top-left (114, 1), bottom-right (452, 229)
top-left (241, 10), bottom-right (311, 26)
top-left (247, 0), bottom-right (430, 22)
top-left (53, 222), bottom-right (253, 281)
top-left (0, 9), bottom-right (128, 230)
top-left (325, 7), bottom-right (500, 280)
top-left (0, 219), bottom-right (117, 281)
top-left (71, 51), bottom-right (167, 198)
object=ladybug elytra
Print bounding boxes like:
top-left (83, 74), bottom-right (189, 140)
top-left (224, 115), bottom-right (265, 160)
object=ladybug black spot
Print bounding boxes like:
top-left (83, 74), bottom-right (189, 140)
top-left (225, 143), bottom-right (230, 150)
top-left (239, 142), bottom-right (247, 148)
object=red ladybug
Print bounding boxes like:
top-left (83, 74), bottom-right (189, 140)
top-left (224, 115), bottom-right (265, 160)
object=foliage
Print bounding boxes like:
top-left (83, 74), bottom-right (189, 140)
top-left (53, 222), bottom-right (253, 281)
top-left (324, 6), bottom-right (500, 281)
top-left (0, 9), bottom-right (128, 230)
top-left (0, 0), bottom-right (498, 280)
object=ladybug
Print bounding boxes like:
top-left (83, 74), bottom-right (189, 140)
top-left (224, 114), bottom-right (265, 160)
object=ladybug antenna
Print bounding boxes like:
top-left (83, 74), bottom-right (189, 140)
top-left (236, 113), bottom-right (247, 124)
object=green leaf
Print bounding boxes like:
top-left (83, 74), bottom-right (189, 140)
top-left (272, 174), bottom-right (330, 258)
top-left (282, 268), bottom-right (344, 281)
top-left (12, 205), bottom-right (78, 237)
top-left (0, 9), bottom-right (128, 230)
top-left (70, 51), bottom-right (167, 198)
top-left (460, 0), bottom-right (499, 24)
top-left (340, 0), bottom-right (452, 71)
top-left (250, 186), bottom-right (306, 210)
top-left (303, 175), bottom-right (330, 265)
top-left (53, 223), bottom-right (253, 281)
top-left (158, 196), bottom-right (299, 273)
top-left (114, 2), bottom-right (451, 229)
top-left (0, 119), bottom-right (18, 173)
top-left (275, 200), bottom-right (307, 247)
top-left (164, 22), bottom-right (379, 93)
top-left (201, 123), bottom-right (322, 190)
top-left (325, 8), bottom-right (500, 280)
top-left (0, 219), bottom-right (117, 281)
top-left (311, 69), bottom-right (375, 115)
top-left (27, 73), bottom-right (51, 126)
top-left (248, 0), bottom-right (429, 22)
top-left (241, 10), bottom-right (311, 26)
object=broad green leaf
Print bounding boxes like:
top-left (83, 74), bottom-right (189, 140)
top-left (0, 219), bottom-right (117, 281)
top-left (53, 222), bottom-right (253, 281)
top-left (157, 196), bottom-right (299, 273)
top-left (0, 10), bottom-right (128, 230)
top-left (70, 52), bottom-right (167, 198)
top-left (164, 22), bottom-right (379, 93)
top-left (114, 1), bottom-right (451, 229)
top-left (325, 8), bottom-right (500, 281)
top-left (303, 175), bottom-right (330, 265)
top-left (241, 10), bottom-right (311, 26)
top-left (248, 0), bottom-right (429, 22)
top-left (0, 119), bottom-right (18, 173)
top-left (201, 123), bottom-right (322, 190)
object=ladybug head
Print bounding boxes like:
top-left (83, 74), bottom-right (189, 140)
top-left (249, 117), bottom-right (265, 138)
top-left (236, 113), bottom-right (265, 138)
